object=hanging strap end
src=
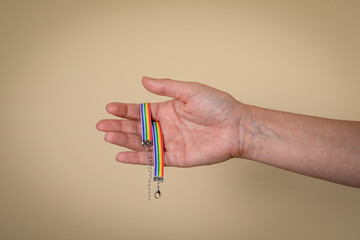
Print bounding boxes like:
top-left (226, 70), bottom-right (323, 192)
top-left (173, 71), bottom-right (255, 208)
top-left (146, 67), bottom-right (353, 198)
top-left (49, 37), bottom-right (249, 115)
top-left (153, 176), bottom-right (164, 183)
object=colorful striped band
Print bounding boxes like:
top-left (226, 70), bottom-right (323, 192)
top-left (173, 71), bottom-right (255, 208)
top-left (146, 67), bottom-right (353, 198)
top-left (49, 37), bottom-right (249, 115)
top-left (140, 103), bottom-right (152, 146)
top-left (152, 121), bottom-right (164, 182)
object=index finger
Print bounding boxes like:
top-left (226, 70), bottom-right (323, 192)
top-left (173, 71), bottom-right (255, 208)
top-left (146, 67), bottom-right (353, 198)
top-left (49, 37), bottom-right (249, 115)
top-left (106, 102), bottom-right (162, 121)
top-left (106, 102), bottom-right (140, 120)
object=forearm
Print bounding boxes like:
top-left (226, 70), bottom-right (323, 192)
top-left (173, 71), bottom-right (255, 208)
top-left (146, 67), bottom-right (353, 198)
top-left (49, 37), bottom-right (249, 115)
top-left (238, 104), bottom-right (360, 187)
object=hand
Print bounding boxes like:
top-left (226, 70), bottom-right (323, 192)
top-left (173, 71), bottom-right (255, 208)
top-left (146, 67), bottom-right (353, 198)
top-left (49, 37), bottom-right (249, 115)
top-left (96, 77), bottom-right (245, 167)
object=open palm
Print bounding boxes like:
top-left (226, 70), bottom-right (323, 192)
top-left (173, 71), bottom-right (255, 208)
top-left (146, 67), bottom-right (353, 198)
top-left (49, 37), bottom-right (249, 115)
top-left (97, 77), bottom-right (244, 167)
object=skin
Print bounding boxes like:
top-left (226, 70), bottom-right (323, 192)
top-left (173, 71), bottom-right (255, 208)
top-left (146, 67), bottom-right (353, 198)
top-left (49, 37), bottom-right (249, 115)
top-left (96, 77), bottom-right (360, 188)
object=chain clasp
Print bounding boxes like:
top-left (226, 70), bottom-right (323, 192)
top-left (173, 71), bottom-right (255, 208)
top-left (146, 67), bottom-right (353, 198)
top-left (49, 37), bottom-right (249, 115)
top-left (154, 182), bottom-right (161, 199)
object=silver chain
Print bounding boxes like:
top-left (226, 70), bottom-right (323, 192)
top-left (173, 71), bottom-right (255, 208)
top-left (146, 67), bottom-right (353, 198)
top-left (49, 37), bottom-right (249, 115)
top-left (145, 145), bottom-right (152, 200)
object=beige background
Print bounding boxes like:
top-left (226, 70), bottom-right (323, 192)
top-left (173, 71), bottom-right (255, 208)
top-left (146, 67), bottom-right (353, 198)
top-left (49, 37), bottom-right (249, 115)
top-left (1, 0), bottom-right (360, 239)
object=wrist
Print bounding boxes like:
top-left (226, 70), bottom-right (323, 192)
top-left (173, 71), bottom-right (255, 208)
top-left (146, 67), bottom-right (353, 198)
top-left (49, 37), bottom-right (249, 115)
top-left (231, 101), bottom-right (252, 159)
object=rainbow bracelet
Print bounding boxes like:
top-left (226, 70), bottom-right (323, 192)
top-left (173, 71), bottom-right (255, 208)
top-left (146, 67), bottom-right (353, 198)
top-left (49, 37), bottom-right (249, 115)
top-left (140, 103), bottom-right (152, 146)
top-left (152, 121), bottom-right (164, 182)
top-left (140, 103), bottom-right (164, 199)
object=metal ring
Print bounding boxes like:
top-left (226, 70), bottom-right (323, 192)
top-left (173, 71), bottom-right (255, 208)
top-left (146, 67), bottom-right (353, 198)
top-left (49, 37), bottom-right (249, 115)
top-left (154, 189), bottom-right (161, 199)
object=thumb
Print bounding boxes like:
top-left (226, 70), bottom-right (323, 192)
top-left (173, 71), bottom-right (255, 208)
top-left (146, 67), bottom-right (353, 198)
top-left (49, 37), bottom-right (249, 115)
top-left (142, 76), bottom-right (196, 102)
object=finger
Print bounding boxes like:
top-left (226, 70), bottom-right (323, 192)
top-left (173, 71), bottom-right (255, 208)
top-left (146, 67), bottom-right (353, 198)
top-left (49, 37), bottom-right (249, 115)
top-left (97, 119), bottom-right (141, 135)
top-left (106, 102), bottom-right (140, 120)
top-left (142, 76), bottom-right (199, 102)
top-left (104, 132), bottom-right (143, 151)
top-left (116, 151), bottom-right (148, 165)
